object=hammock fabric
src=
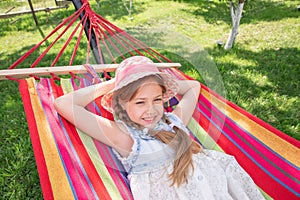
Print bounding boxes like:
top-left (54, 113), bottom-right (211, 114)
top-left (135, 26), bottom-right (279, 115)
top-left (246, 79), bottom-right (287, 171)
top-left (6, 0), bottom-right (300, 199)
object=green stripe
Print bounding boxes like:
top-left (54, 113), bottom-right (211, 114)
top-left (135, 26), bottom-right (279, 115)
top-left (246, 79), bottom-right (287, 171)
top-left (188, 118), bottom-right (223, 152)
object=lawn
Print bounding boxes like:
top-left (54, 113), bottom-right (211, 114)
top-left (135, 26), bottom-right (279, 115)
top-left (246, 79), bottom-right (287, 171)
top-left (0, 0), bottom-right (299, 198)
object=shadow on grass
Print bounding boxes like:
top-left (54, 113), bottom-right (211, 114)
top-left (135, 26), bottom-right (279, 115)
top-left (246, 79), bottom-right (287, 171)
top-left (158, 0), bottom-right (300, 25)
top-left (0, 7), bottom-right (74, 37)
top-left (207, 45), bottom-right (300, 139)
top-left (0, 40), bottom-right (88, 70)
top-left (210, 46), bottom-right (300, 97)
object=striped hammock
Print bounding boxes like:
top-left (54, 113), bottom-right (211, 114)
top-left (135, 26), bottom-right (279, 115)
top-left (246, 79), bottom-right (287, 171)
top-left (3, 0), bottom-right (299, 199)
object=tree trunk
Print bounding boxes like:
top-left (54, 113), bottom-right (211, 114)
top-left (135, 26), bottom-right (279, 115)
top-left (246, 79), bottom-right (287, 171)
top-left (224, 0), bottom-right (245, 50)
top-left (123, 0), bottom-right (133, 19)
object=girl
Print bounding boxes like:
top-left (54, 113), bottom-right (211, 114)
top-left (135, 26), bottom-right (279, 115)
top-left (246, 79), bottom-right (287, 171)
top-left (55, 56), bottom-right (264, 199)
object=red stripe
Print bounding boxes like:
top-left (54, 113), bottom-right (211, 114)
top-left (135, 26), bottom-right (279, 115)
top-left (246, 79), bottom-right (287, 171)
top-left (52, 79), bottom-right (104, 199)
top-left (85, 101), bottom-right (129, 197)
top-left (19, 79), bottom-right (54, 200)
top-left (93, 142), bottom-right (133, 200)
top-left (63, 116), bottom-right (112, 199)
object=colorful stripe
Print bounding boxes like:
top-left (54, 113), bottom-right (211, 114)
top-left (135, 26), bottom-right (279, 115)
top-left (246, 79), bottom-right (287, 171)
top-left (20, 77), bottom-right (128, 199)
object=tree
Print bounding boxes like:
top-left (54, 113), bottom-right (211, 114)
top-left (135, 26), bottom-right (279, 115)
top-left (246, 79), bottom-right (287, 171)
top-left (224, 0), bottom-right (246, 50)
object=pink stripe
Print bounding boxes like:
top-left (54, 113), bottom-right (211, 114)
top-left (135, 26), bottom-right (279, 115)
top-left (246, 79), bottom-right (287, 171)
top-left (38, 79), bottom-right (96, 199)
top-left (199, 95), bottom-right (300, 191)
top-left (19, 80), bottom-right (55, 199)
top-left (39, 79), bottom-right (95, 198)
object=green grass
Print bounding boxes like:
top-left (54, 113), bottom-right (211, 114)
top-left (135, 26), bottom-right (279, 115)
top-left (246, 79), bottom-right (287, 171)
top-left (0, 0), bottom-right (299, 198)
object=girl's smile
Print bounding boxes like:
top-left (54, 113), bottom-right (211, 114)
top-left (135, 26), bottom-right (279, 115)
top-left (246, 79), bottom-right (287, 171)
top-left (124, 81), bottom-right (164, 129)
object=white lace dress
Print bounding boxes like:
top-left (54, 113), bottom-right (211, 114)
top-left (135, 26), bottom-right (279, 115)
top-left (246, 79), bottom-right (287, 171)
top-left (113, 113), bottom-right (265, 200)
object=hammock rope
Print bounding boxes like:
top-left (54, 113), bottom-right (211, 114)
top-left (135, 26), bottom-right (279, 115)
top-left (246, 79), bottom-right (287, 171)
top-left (6, 0), bottom-right (172, 80)
top-left (3, 0), bottom-right (300, 199)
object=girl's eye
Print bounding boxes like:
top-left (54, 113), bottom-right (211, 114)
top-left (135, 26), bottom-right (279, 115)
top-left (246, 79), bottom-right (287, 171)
top-left (154, 98), bottom-right (163, 103)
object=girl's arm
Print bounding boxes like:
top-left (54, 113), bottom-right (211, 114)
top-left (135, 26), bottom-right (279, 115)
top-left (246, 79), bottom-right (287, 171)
top-left (172, 79), bottom-right (201, 126)
top-left (54, 78), bottom-right (133, 157)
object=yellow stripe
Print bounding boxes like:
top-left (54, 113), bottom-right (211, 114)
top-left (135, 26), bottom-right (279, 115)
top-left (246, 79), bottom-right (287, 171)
top-left (202, 89), bottom-right (300, 167)
top-left (26, 78), bottom-right (74, 199)
top-left (61, 79), bottom-right (123, 199)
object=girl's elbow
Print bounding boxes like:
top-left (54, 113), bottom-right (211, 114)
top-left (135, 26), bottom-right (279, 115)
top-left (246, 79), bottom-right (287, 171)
top-left (194, 80), bottom-right (201, 88)
top-left (191, 80), bottom-right (201, 94)
top-left (54, 97), bottom-right (75, 123)
top-left (54, 96), bottom-right (66, 113)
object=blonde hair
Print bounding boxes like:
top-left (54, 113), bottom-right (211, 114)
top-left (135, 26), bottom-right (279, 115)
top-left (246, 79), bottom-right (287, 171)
top-left (112, 75), bottom-right (202, 186)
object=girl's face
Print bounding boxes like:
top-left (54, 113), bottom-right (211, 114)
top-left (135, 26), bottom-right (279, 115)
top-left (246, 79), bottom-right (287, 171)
top-left (124, 80), bottom-right (164, 129)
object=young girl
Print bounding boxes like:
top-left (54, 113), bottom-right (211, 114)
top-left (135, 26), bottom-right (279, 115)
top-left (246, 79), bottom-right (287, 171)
top-left (55, 56), bottom-right (264, 199)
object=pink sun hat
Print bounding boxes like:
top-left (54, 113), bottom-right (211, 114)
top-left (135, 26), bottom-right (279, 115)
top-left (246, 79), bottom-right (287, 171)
top-left (101, 56), bottom-right (178, 113)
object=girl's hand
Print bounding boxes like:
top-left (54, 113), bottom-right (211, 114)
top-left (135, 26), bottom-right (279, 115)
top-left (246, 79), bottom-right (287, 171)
top-left (172, 79), bottom-right (201, 126)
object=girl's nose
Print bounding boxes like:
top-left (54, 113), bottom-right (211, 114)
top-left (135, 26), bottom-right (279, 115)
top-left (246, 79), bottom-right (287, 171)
top-left (145, 102), bottom-right (155, 114)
